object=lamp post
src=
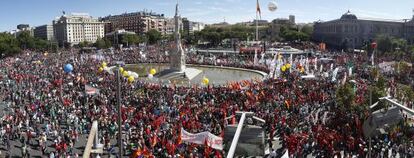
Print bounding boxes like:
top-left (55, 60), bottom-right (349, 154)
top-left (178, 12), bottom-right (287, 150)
top-left (368, 41), bottom-right (377, 158)
top-left (115, 61), bottom-right (125, 157)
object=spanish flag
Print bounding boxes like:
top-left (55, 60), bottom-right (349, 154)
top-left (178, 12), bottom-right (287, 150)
top-left (177, 128), bottom-right (182, 145)
top-left (285, 100), bottom-right (290, 109)
top-left (256, 0), bottom-right (261, 19)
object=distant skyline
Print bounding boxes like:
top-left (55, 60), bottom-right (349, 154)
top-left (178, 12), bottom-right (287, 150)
top-left (1, 0), bottom-right (414, 32)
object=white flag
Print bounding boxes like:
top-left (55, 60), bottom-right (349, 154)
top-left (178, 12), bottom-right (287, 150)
top-left (371, 51), bottom-right (375, 66)
top-left (342, 72), bottom-right (347, 85)
top-left (281, 149), bottom-right (290, 158)
top-left (254, 50), bottom-right (258, 66)
top-left (332, 68), bottom-right (339, 82)
top-left (320, 64), bottom-right (323, 73)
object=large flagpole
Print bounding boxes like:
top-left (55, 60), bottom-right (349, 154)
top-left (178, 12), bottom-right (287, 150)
top-left (256, 0), bottom-right (259, 41)
top-left (256, 12), bottom-right (259, 41)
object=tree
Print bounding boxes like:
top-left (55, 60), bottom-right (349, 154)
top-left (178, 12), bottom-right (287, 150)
top-left (33, 38), bottom-right (48, 50)
top-left (394, 61), bottom-right (411, 83)
top-left (146, 29), bottom-right (162, 45)
top-left (17, 31), bottom-right (35, 49)
top-left (336, 83), bottom-right (356, 108)
top-left (300, 25), bottom-right (313, 36)
top-left (0, 32), bottom-right (21, 57)
top-left (122, 34), bottom-right (141, 47)
top-left (104, 38), bottom-right (112, 48)
top-left (78, 41), bottom-right (90, 48)
top-left (376, 35), bottom-right (392, 54)
top-left (195, 25), bottom-right (255, 47)
top-left (94, 38), bottom-right (111, 49)
top-left (280, 26), bottom-right (310, 42)
top-left (366, 74), bottom-right (386, 104)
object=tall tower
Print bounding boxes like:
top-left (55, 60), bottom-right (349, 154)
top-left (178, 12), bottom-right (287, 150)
top-left (170, 2), bottom-right (186, 72)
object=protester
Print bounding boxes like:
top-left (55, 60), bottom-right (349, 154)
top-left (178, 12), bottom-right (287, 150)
top-left (0, 47), bottom-right (413, 158)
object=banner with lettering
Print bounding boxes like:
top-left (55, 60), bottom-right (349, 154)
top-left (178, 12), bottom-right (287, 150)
top-left (181, 128), bottom-right (223, 150)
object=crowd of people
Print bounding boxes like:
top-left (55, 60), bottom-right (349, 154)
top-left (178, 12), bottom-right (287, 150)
top-left (0, 47), bottom-right (413, 158)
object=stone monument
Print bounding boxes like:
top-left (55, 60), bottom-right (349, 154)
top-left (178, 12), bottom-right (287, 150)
top-left (155, 2), bottom-right (202, 81)
top-left (170, 3), bottom-right (186, 72)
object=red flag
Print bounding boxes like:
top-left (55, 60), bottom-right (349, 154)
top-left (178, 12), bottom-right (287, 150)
top-left (256, 0), bottom-right (261, 19)
top-left (153, 116), bottom-right (165, 129)
top-left (215, 150), bottom-right (223, 158)
top-left (151, 135), bottom-right (157, 147)
top-left (177, 128), bottom-right (182, 145)
top-left (143, 146), bottom-right (151, 156)
top-left (132, 147), bottom-right (142, 157)
top-left (166, 141), bottom-right (176, 155)
top-left (285, 100), bottom-right (290, 109)
top-left (204, 139), bottom-right (212, 157)
top-left (231, 116), bottom-right (236, 124)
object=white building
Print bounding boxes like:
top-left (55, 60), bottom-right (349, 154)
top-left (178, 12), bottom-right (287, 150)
top-left (191, 22), bottom-right (205, 32)
top-left (53, 13), bottom-right (105, 46)
top-left (165, 18), bottom-right (183, 35)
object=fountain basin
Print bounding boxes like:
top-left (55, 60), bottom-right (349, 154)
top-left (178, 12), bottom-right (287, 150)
top-left (123, 63), bottom-right (267, 86)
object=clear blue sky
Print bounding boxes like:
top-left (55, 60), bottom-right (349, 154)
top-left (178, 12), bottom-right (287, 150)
top-left (1, 0), bottom-right (414, 32)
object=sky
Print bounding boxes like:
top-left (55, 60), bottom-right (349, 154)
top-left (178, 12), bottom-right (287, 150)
top-left (1, 0), bottom-right (414, 32)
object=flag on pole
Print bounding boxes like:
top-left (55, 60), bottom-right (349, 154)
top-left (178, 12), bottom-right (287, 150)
top-left (371, 51), bottom-right (375, 66)
top-left (254, 49), bottom-right (258, 66)
top-left (256, 0), bottom-right (261, 19)
top-left (281, 149), bottom-right (290, 158)
top-left (332, 68), bottom-right (339, 82)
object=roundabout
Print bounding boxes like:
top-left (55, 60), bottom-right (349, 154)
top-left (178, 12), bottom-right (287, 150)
top-left (120, 63), bottom-right (267, 86)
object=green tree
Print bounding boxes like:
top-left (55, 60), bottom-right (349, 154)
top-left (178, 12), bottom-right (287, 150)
top-left (280, 26), bottom-right (310, 42)
top-left (94, 38), bottom-right (112, 49)
top-left (336, 83), bottom-right (356, 108)
top-left (394, 61), bottom-right (411, 83)
top-left (78, 41), bottom-right (90, 48)
top-left (300, 25), bottom-right (314, 36)
top-left (0, 32), bottom-right (21, 57)
top-left (196, 25), bottom-right (255, 46)
top-left (33, 38), bottom-right (48, 50)
top-left (122, 34), bottom-right (141, 47)
top-left (371, 75), bottom-right (387, 104)
top-left (146, 29), bottom-right (162, 45)
top-left (17, 31), bottom-right (35, 49)
top-left (104, 38), bottom-right (112, 48)
top-left (376, 35), bottom-right (392, 54)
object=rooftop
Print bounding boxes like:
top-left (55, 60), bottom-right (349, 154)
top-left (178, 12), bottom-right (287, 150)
top-left (318, 10), bottom-right (409, 23)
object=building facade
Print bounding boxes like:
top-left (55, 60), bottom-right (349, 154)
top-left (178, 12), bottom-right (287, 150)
top-left (101, 11), bottom-right (167, 35)
top-left (265, 16), bottom-right (296, 41)
top-left (289, 15), bottom-right (296, 24)
top-left (313, 11), bottom-right (414, 49)
top-left (53, 13), bottom-right (105, 46)
top-left (182, 18), bottom-right (205, 34)
top-left (105, 29), bottom-right (136, 46)
top-left (17, 24), bottom-right (30, 30)
top-left (14, 24), bottom-right (34, 37)
top-left (34, 25), bottom-right (54, 41)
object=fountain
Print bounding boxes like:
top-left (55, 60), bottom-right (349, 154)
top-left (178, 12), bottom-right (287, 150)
top-left (122, 1), bottom-right (267, 85)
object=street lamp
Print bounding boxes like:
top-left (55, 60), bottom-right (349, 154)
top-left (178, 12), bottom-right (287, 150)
top-left (115, 61), bottom-right (125, 157)
top-left (367, 41), bottom-right (377, 158)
